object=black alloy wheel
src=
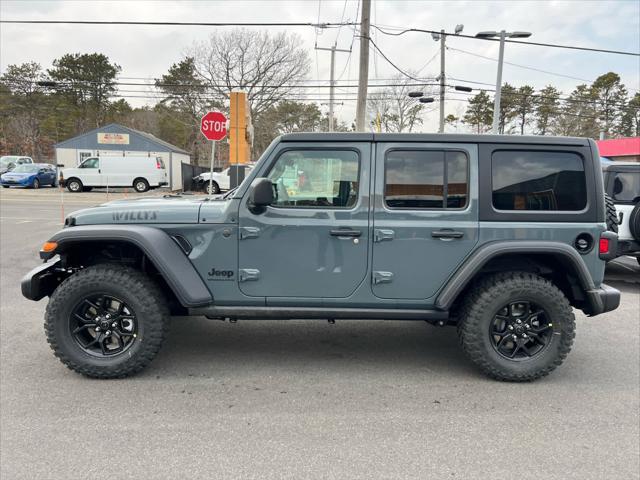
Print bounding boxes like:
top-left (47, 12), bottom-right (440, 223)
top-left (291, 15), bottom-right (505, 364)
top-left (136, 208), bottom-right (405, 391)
top-left (70, 294), bottom-right (137, 357)
top-left (489, 301), bottom-right (553, 361)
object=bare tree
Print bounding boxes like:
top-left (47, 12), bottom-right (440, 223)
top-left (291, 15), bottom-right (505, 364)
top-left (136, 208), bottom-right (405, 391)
top-left (190, 29), bottom-right (310, 118)
top-left (368, 75), bottom-right (434, 132)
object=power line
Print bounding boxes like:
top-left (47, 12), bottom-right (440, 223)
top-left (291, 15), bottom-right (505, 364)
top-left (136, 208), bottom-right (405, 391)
top-left (448, 46), bottom-right (640, 90)
top-left (369, 24), bottom-right (640, 57)
top-left (0, 20), bottom-right (357, 28)
top-left (3, 18), bottom-right (638, 56)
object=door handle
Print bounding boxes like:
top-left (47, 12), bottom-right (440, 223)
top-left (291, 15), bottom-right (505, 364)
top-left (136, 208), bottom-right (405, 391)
top-left (330, 229), bottom-right (362, 238)
top-left (431, 229), bottom-right (464, 239)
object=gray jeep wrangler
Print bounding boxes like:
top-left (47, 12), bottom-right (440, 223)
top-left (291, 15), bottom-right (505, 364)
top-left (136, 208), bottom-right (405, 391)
top-left (22, 133), bottom-right (620, 381)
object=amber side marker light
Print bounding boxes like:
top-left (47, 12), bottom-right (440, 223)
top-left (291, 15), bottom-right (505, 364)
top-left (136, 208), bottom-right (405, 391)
top-left (41, 241), bottom-right (58, 253)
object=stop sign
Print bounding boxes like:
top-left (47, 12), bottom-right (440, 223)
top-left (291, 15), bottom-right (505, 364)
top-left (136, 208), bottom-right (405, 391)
top-left (200, 111), bottom-right (227, 141)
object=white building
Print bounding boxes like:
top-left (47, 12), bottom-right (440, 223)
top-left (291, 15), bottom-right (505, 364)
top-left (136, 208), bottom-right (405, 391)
top-left (54, 123), bottom-right (191, 190)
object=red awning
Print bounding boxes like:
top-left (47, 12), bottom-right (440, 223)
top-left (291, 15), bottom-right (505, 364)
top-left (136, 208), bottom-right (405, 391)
top-left (596, 137), bottom-right (640, 157)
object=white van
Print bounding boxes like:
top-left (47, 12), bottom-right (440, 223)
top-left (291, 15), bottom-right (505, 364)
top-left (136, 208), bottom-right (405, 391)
top-left (62, 156), bottom-right (168, 193)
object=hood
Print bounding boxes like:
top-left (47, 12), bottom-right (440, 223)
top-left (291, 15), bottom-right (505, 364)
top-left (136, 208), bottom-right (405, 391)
top-left (2, 171), bottom-right (34, 179)
top-left (70, 196), bottom-right (206, 225)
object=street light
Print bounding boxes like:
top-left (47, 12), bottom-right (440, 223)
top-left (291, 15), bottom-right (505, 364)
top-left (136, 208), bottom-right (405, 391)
top-left (476, 30), bottom-right (532, 133)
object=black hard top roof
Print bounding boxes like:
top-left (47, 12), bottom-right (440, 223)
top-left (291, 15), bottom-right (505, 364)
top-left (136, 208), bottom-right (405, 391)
top-left (279, 132), bottom-right (590, 146)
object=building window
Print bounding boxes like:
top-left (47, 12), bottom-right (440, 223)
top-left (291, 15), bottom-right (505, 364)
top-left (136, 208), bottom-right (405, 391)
top-left (492, 150), bottom-right (587, 211)
top-left (266, 149), bottom-right (359, 208)
top-left (384, 150), bottom-right (468, 209)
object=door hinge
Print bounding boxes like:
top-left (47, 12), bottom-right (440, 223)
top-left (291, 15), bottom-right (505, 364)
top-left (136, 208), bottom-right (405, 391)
top-left (373, 271), bottom-right (394, 284)
top-left (239, 268), bottom-right (260, 282)
top-left (239, 227), bottom-right (260, 240)
top-left (373, 229), bottom-right (395, 243)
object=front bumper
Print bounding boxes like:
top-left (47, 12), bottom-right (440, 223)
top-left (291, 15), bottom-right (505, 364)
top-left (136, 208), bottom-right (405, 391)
top-left (21, 258), bottom-right (65, 301)
top-left (586, 283), bottom-right (621, 316)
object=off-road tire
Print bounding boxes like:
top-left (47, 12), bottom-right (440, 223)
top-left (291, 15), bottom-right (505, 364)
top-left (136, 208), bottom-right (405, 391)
top-left (206, 181), bottom-right (220, 195)
top-left (66, 178), bottom-right (82, 193)
top-left (628, 203), bottom-right (640, 242)
top-left (457, 272), bottom-right (575, 382)
top-left (605, 194), bottom-right (618, 233)
top-left (133, 178), bottom-right (149, 193)
top-left (45, 264), bottom-right (170, 378)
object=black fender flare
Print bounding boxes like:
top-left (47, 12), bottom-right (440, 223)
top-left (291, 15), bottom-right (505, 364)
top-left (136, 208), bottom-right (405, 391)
top-left (45, 225), bottom-right (212, 307)
top-left (435, 241), bottom-right (603, 314)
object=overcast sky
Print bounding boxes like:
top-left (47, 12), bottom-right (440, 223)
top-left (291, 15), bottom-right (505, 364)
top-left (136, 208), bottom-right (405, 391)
top-left (1, 0), bottom-right (639, 132)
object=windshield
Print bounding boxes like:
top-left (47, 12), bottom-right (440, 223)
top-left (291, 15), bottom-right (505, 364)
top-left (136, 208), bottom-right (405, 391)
top-left (12, 164), bottom-right (38, 173)
top-left (0, 156), bottom-right (19, 167)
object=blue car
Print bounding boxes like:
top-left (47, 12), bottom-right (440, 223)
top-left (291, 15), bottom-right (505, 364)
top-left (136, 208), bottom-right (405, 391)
top-left (1, 163), bottom-right (57, 189)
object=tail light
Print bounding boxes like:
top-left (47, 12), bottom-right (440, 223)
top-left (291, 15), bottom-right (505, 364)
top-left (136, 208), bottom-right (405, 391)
top-left (156, 159), bottom-right (162, 169)
top-left (598, 231), bottom-right (617, 261)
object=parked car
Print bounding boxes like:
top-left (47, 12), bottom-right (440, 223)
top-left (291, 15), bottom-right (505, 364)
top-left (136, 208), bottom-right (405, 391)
top-left (603, 162), bottom-right (640, 264)
top-left (61, 155), bottom-right (168, 193)
top-left (1, 163), bottom-right (56, 188)
top-left (194, 165), bottom-right (254, 194)
top-left (22, 133), bottom-right (620, 381)
top-left (0, 155), bottom-right (33, 175)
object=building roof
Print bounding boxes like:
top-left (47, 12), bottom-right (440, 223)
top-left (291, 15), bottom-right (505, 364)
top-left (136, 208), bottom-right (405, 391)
top-left (279, 132), bottom-right (590, 146)
top-left (55, 123), bottom-right (189, 155)
top-left (596, 137), bottom-right (640, 157)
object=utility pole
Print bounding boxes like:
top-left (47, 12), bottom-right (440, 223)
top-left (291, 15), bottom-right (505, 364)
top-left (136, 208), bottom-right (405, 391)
top-left (438, 29), bottom-right (446, 133)
top-left (475, 30), bottom-right (532, 134)
top-left (492, 30), bottom-right (506, 134)
top-left (355, 0), bottom-right (371, 132)
top-left (316, 43), bottom-right (351, 131)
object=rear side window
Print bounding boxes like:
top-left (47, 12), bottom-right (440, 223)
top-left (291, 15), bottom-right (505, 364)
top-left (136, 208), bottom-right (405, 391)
top-left (492, 151), bottom-right (587, 211)
top-left (385, 150), bottom-right (468, 209)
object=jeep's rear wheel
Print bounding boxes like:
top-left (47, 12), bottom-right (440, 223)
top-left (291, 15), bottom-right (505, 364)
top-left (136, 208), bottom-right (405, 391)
top-left (45, 264), bottom-right (169, 378)
top-left (457, 272), bottom-right (575, 382)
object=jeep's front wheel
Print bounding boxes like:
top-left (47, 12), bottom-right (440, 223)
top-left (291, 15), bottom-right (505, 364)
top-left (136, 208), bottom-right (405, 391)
top-left (45, 264), bottom-right (170, 378)
top-left (457, 272), bottom-right (575, 382)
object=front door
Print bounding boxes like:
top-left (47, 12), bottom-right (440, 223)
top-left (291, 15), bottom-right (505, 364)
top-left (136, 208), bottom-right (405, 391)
top-left (238, 143), bottom-right (371, 298)
top-left (78, 157), bottom-right (103, 186)
top-left (371, 143), bottom-right (479, 300)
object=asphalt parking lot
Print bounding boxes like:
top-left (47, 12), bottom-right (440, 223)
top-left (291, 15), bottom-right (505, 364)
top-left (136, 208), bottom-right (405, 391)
top-left (1, 188), bottom-right (638, 480)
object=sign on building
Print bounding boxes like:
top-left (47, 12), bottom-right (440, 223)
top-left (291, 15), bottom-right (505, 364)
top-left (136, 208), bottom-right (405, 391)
top-left (97, 133), bottom-right (130, 145)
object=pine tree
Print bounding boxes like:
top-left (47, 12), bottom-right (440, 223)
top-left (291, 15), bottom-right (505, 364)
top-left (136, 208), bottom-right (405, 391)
top-left (535, 85), bottom-right (561, 135)
top-left (463, 91), bottom-right (493, 134)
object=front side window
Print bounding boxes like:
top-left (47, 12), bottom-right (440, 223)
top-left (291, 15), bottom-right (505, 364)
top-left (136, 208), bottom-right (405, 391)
top-left (267, 150), bottom-right (359, 208)
top-left (612, 172), bottom-right (640, 203)
top-left (384, 150), bottom-right (469, 209)
top-left (80, 158), bottom-right (99, 169)
top-left (492, 151), bottom-right (587, 211)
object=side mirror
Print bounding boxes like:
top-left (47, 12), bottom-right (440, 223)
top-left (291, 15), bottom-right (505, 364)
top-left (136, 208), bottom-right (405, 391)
top-left (248, 177), bottom-right (274, 213)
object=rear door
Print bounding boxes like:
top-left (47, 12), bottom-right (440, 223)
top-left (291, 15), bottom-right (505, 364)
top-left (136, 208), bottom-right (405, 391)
top-left (371, 142), bottom-right (479, 300)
